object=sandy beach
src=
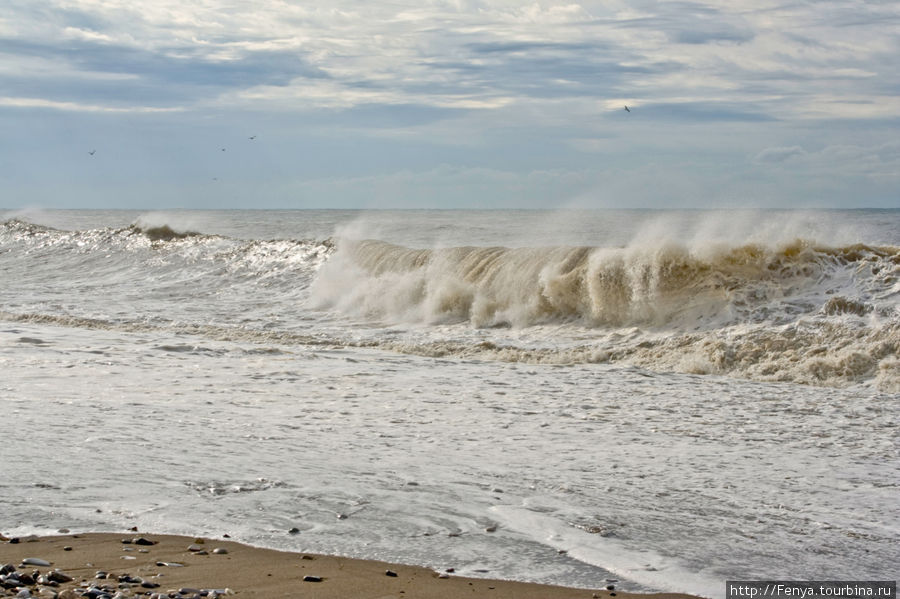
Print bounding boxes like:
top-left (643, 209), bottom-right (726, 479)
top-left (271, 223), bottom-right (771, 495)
top-left (0, 532), bottom-right (702, 599)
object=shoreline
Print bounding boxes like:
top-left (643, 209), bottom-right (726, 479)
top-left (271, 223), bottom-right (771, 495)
top-left (1, 532), bottom-right (704, 599)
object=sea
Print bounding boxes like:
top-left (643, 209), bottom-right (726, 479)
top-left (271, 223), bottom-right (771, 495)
top-left (1, 208), bottom-right (898, 598)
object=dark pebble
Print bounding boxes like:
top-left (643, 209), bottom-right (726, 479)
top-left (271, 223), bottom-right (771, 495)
top-left (385, 570), bottom-right (398, 577)
top-left (303, 575), bottom-right (322, 582)
top-left (49, 570), bottom-right (74, 583)
top-left (607, 584), bottom-right (616, 590)
top-left (63, 546), bottom-right (73, 551)
top-left (133, 537), bottom-right (155, 546)
top-left (288, 527), bottom-right (300, 534)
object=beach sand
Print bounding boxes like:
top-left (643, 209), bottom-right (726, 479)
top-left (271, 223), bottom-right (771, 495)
top-left (0, 532), bottom-right (702, 598)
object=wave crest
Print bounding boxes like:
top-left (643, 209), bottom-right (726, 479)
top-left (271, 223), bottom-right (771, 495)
top-left (312, 238), bottom-right (899, 329)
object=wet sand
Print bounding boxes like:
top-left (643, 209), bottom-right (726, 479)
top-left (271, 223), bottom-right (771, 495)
top-left (0, 532), bottom-right (703, 598)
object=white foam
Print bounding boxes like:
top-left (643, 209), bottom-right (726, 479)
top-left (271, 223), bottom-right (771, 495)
top-left (490, 505), bottom-right (721, 598)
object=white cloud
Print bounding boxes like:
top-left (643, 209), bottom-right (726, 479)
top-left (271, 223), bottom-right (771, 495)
top-left (0, 96), bottom-right (183, 113)
top-left (754, 146), bottom-right (806, 164)
top-left (4, 0), bottom-right (899, 120)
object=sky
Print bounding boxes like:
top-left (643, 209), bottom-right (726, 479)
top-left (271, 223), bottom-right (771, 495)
top-left (1, 0), bottom-right (898, 209)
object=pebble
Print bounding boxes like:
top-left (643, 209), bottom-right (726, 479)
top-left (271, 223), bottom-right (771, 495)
top-left (212, 548), bottom-right (228, 555)
top-left (48, 570), bottom-right (73, 583)
top-left (20, 559), bottom-right (50, 567)
top-left (302, 576), bottom-right (322, 583)
top-left (385, 570), bottom-right (398, 577)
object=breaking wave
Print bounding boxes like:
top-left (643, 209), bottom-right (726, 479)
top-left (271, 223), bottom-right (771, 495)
top-left (311, 238), bottom-right (899, 390)
top-left (313, 238), bottom-right (899, 328)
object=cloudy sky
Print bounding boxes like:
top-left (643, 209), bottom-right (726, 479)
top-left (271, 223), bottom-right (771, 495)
top-left (1, 0), bottom-right (898, 209)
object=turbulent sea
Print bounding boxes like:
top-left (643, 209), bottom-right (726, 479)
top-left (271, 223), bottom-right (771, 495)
top-left (1, 208), bottom-right (898, 597)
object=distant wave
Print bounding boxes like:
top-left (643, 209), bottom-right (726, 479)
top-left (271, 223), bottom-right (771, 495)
top-left (131, 224), bottom-right (203, 241)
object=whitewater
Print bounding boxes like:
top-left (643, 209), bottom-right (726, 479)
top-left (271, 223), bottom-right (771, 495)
top-left (1, 209), bottom-right (898, 598)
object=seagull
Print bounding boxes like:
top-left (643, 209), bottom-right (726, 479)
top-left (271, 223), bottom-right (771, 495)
top-left (249, 135), bottom-right (257, 140)
top-left (88, 150), bottom-right (96, 155)
top-left (624, 105), bottom-right (630, 112)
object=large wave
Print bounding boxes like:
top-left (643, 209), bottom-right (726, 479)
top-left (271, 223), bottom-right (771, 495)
top-left (312, 238), bottom-right (898, 328)
top-left (311, 237), bottom-right (899, 390)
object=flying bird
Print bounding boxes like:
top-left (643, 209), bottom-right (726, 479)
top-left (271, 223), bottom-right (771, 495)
top-left (624, 105), bottom-right (630, 112)
top-left (88, 150), bottom-right (96, 155)
top-left (249, 135), bottom-right (256, 140)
